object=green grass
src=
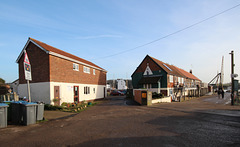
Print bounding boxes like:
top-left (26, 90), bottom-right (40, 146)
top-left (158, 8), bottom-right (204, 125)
top-left (37, 118), bottom-right (48, 123)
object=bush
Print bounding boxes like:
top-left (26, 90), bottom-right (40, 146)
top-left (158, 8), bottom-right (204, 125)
top-left (152, 92), bottom-right (160, 98)
top-left (152, 92), bottom-right (164, 99)
top-left (159, 93), bottom-right (164, 98)
top-left (45, 101), bottom-right (97, 113)
top-left (44, 104), bottom-right (62, 110)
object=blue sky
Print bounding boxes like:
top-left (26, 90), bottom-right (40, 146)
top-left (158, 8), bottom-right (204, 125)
top-left (0, 0), bottom-right (239, 83)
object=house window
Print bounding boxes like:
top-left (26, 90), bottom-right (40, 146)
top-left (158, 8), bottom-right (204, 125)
top-left (93, 88), bottom-right (95, 93)
top-left (93, 69), bottom-right (95, 75)
top-left (169, 75), bottom-right (173, 83)
top-left (84, 86), bottom-right (90, 94)
top-left (73, 63), bottom-right (79, 71)
top-left (83, 66), bottom-right (90, 74)
top-left (144, 84), bottom-right (151, 89)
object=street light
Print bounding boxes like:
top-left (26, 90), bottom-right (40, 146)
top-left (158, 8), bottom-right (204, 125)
top-left (229, 50), bottom-right (234, 105)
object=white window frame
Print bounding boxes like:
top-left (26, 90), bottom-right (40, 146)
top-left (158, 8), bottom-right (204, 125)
top-left (169, 75), bottom-right (173, 83)
top-left (73, 63), bottom-right (79, 71)
top-left (84, 86), bottom-right (90, 94)
top-left (93, 69), bottom-right (95, 75)
top-left (83, 66), bottom-right (90, 74)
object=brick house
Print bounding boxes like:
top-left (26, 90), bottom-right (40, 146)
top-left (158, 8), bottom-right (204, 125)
top-left (131, 55), bottom-right (201, 100)
top-left (16, 38), bottom-right (107, 105)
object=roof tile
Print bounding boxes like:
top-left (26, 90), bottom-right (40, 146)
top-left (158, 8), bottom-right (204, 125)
top-left (150, 56), bottom-right (200, 81)
top-left (30, 38), bottom-right (105, 71)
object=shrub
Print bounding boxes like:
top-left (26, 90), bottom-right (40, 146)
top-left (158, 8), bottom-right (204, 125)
top-left (159, 93), bottom-right (164, 98)
top-left (44, 101), bottom-right (97, 113)
top-left (44, 104), bottom-right (62, 110)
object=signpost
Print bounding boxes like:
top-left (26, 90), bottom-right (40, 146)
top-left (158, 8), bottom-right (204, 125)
top-left (24, 50), bottom-right (32, 102)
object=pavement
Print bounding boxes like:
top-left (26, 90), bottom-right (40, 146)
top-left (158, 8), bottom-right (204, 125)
top-left (1, 95), bottom-right (240, 147)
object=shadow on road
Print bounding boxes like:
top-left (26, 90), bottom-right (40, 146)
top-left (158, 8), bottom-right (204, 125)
top-left (69, 110), bottom-right (240, 147)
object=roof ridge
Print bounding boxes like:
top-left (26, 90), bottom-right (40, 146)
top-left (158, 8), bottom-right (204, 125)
top-left (29, 37), bottom-right (105, 71)
top-left (149, 55), bottom-right (200, 81)
top-left (30, 37), bottom-right (61, 51)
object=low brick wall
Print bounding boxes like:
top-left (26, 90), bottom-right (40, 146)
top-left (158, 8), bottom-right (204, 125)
top-left (134, 90), bottom-right (142, 105)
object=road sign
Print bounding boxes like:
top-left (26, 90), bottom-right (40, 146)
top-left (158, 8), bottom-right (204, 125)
top-left (24, 51), bottom-right (32, 81)
top-left (24, 62), bottom-right (32, 80)
top-left (24, 52), bottom-right (30, 64)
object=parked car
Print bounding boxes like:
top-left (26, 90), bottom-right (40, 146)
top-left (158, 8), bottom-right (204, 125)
top-left (119, 90), bottom-right (127, 95)
top-left (110, 91), bottom-right (124, 96)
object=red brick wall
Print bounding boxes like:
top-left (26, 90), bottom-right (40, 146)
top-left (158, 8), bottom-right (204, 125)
top-left (49, 55), bottom-right (106, 85)
top-left (134, 90), bottom-right (142, 104)
top-left (135, 56), bottom-right (161, 73)
top-left (18, 42), bottom-right (50, 84)
top-left (18, 42), bottom-right (106, 85)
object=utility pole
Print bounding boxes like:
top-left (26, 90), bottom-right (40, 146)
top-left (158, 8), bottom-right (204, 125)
top-left (229, 51), bottom-right (234, 105)
top-left (220, 56), bottom-right (224, 89)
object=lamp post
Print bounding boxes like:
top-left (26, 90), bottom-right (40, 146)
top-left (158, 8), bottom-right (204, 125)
top-left (229, 50), bottom-right (234, 105)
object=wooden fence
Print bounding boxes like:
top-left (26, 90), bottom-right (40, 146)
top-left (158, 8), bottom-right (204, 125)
top-left (0, 92), bottom-right (19, 102)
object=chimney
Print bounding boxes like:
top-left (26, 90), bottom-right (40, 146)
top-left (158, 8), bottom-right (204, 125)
top-left (190, 69), bottom-right (192, 74)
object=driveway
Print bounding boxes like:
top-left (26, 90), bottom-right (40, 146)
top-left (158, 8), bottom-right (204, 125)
top-left (0, 95), bottom-right (240, 147)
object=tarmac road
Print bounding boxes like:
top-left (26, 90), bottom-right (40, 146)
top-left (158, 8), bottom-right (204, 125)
top-left (0, 95), bottom-right (240, 147)
top-left (203, 92), bottom-right (232, 105)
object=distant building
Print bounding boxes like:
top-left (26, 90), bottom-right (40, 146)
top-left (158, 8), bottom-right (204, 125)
top-left (132, 55), bottom-right (201, 100)
top-left (117, 79), bottom-right (126, 90)
top-left (9, 79), bottom-right (19, 94)
top-left (16, 38), bottom-right (107, 105)
top-left (107, 79), bottom-right (132, 90)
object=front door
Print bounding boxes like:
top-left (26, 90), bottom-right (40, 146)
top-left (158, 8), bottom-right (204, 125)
top-left (54, 86), bottom-right (60, 106)
top-left (74, 86), bottom-right (79, 103)
top-left (104, 87), bottom-right (106, 98)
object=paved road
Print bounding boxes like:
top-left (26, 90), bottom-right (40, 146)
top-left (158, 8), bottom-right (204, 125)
top-left (1, 95), bottom-right (240, 147)
top-left (203, 92), bottom-right (231, 105)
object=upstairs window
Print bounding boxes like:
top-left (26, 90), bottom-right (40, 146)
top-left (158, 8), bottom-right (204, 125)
top-left (73, 63), bottom-right (79, 71)
top-left (93, 69), bottom-right (95, 75)
top-left (169, 75), bottom-right (173, 83)
top-left (83, 66), bottom-right (90, 74)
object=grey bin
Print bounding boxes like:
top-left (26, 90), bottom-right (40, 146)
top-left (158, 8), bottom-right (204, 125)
top-left (36, 103), bottom-right (44, 121)
top-left (0, 103), bottom-right (9, 128)
top-left (21, 103), bottom-right (37, 126)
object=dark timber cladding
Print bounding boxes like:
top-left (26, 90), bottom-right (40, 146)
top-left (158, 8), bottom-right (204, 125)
top-left (131, 55), bottom-right (201, 96)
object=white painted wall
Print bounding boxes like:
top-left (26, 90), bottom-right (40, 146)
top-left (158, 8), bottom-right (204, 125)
top-left (50, 82), bottom-right (106, 105)
top-left (152, 96), bottom-right (172, 103)
top-left (18, 82), bottom-right (51, 103)
top-left (117, 79), bottom-right (126, 90)
top-left (18, 82), bottom-right (106, 105)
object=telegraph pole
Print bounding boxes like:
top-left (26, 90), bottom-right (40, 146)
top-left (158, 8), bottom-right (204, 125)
top-left (229, 51), bottom-right (234, 105)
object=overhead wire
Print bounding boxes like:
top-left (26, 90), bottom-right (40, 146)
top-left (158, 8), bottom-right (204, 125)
top-left (92, 3), bottom-right (240, 60)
